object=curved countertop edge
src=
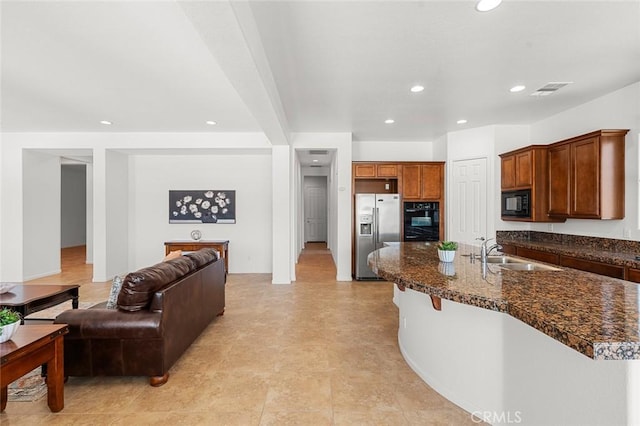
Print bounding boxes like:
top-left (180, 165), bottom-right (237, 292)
top-left (370, 244), bottom-right (640, 361)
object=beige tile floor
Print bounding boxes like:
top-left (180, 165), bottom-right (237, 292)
top-left (2, 244), bottom-right (478, 425)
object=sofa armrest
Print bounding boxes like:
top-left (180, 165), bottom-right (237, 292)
top-left (54, 308), bottom-right (162, 340)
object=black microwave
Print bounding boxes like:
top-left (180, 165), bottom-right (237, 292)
top-left (501, 189), bottom-right (531, 218)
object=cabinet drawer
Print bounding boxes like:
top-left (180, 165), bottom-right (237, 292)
top-left (500, 244), bottom-right (517, 255)
top-left (560, 255), bottom-right (624, 279)
top-left (515, 247), bottom-right (559, 265)
top-left (627, 268), bottom-right (640, 283)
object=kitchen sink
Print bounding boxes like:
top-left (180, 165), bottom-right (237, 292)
top-left (497, 262), bottom-right (561, 272)
top-left (485, 256), bottom-right (525, 264)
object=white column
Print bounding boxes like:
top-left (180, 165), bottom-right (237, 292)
top-left (92, 148), bottom-right (107, 282)
top-left (272, 145), bottom-right (291, 284)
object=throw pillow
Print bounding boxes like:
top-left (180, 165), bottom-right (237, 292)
top-left (106, 275), bottom-right (125, 309)
top-left (163, 250), bottom-right (182, 262)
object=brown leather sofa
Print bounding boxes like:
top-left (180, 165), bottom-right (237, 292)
top-left (55, 248), bottom-right (225, 386)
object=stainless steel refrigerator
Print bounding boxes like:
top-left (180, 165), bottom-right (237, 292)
top-left (355, 193), bottom-right (400, 280)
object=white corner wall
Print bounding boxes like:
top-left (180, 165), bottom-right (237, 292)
top-left (129, 153), bottom-right (272, 273)
top-left (272, 145), bottom-right (291, 284)
top-left (22, 150), bottom-right (61, 280)
top-left (529, 82), bottom-right (640, 240)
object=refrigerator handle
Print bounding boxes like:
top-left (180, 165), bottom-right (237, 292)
top-left (375, 207), bottom-right (380, 248)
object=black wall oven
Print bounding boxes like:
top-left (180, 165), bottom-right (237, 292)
top-left (501, 189), bottom-right (531, 218)
top-left (403, 202), bottom-right (440, 242)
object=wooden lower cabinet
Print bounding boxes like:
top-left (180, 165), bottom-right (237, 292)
top-left (559, 255), bottom-right (625, 279)
top-left (516, 247), bottom-right (559, 265)
top-left (627, 268), bottom-right (640, 283)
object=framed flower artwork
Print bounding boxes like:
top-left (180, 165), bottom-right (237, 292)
top-left (169, 190), bottom-right (236, 224)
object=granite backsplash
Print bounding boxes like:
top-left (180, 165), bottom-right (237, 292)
top-left (496, 231), bottom-right (640, 253)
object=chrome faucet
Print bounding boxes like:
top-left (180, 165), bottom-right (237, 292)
top-left (479, 238), bottom-right (502, 264)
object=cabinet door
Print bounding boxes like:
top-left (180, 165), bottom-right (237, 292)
top-left (501, 155), bottom-right (516, 189)
top-left (354, 164), bottom-right (376, 178)
top-left (421, 164), bottom-right (442, 199)
top-left (515, 150), bottom-right (533, 188)
top-left (376, 164), bottom-right (398, 177)
top-left (548, 143), bottom-right (570, 216)
top-left (402, 165), bottom-right (421, 199)
top-left (571, 137), bottom-right (600, 217)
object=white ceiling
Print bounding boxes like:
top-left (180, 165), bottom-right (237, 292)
top-left (2, 1), bottom-right (639, 152)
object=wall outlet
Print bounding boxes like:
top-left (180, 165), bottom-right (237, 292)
top-left (623, 228), bottom-right (631, 239)
top-left (385, 183), bottom-right (390, 190)
top-left (547, 224), bottom-right (554, 232)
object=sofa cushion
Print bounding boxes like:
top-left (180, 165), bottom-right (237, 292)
top-left (164, 256), bottom-right (196, 275)
top-left (106, 275), bottom-right (125, 310)
top-left (117, 262), bottom-right (185, 312)
top-left (184, 248), bottom-right (219, 268)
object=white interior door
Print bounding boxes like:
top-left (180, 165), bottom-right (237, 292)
top-left (304, 184), bottom-right (327, 242)
top-left (450, 158), bottom-right (487, 245)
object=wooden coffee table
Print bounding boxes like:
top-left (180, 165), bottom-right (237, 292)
top-left (0, 284), bottom-right (79, 323)
top-left (0, 324), bottom-right (68, 412)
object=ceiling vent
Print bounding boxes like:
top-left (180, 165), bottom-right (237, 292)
top-left (530, 82), bottom-right (573, 97)
top-left (310, 164), bottom-right (323, 168)
top-left (309, 150), bottom-right (328, 155)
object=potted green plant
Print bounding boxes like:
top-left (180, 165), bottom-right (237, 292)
top-left (0, 307), bottom-right (21, 343)
top-left (436, 241), bottom-right (458, 263)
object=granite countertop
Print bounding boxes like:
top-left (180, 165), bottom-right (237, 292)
top-left (369, 242), bottom-right (640, 360)
top-left (498, 237), bottom-right (640, 269)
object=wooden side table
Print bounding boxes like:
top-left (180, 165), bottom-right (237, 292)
top-left (1, 324), bottom-right (68, 412)
top-left (0, 284), bottom-right (80, 324)
top-left (165, 240), bottom-right (229, 274)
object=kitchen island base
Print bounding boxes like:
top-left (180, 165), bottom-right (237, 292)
top-left (395, 285), bottom-right (640, 426)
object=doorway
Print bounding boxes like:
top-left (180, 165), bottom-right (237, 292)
top-left (303, 176), bottom-right (328, 243)
top-left (449, 158), bottom-right (488, 244)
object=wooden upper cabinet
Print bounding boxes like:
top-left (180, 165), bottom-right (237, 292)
top-left (548, 143), bottom-right (571, 217)
top-left (515, 151), bottom-right (533, 187)
top-left (571, 137), bottom-right (600, 217)
top-left (353, 163), bottom-right (376, 178)
top-left (421, 164), bottom-right (442, 199)
top-left (547, 130), bottom-right (627, 219)
top-left (353, 163), bottom-right (397, 178)
top-left (501, 155), bottom-right (516, 189)
top-left (501, 145), bottom-right (563, 222)
top-left (402, 163), bottom-right (444, 200)
top-left (376, 164), bottom-right (398, 177)
top-left (500, 149), bottom-right (532, 190)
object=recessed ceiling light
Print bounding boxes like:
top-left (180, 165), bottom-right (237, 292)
top-left (476, 0), bottom-right (502, 12)
top-left (99, 120), bottom-right (112, 125)
top-left (384, 119), bottom-right (395, 124)
top-left (410, 85), bottom-right (425, 93)
top-left (206, 120), bottom-right (217, 125)
top-left (457, 119), bottom-right (468, 124)
top-left (510, 85), bottom-right (526, 93)
top-left (312, 159), bottom-right (319, 163)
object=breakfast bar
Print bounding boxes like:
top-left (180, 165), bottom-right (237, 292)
top-left (370, 242), bottom-right (640, 426)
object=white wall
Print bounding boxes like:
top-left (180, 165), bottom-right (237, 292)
top-left (61, 164), bottom-right (87, 248)
top-left (86, 163), bottom-right (94, 264)
top-left (528, 82), bottom-right (640, 240)
top-left (352, 140), bottom-right (433, 161)
top-left (22, 150), bottom-right (61, 280)
top-left (129, 153), bottom-right (272, 273)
